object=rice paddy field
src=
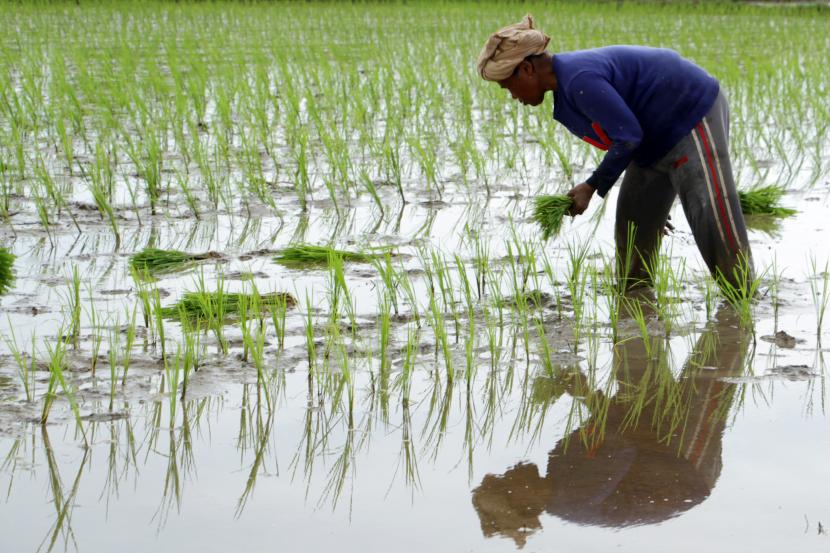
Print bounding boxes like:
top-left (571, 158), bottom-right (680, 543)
top-left (1, 1), bottom-right (829, 551)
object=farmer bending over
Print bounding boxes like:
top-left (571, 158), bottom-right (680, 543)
top-left (477, 15), bottom-right (754, 290)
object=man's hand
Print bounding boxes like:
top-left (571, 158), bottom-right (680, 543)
top-left (566, 182), bottom-right (595, 216)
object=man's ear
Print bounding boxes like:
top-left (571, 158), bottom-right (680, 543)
top-left (519, 59), bottom-right (535, 76)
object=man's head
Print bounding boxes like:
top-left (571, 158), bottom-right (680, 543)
top-left (476, 15), bottom-right (552, 106)
top-left (496, 54), bottom-right (549, 106)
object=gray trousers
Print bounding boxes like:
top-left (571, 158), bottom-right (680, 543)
top-left (615, 90), bottom-right (754, 290)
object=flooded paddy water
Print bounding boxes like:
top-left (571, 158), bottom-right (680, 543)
top-left (1, 2), bottom-right (829, 552)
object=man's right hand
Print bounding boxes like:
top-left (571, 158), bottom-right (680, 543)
top-left (566, 182), bottom-right (595, 216)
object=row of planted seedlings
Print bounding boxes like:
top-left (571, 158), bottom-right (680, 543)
top-left (7, 221), bottom-right (830, 452)
top-left (5, 240), bottom-right (830, 525)
top-left (1, 3), bottom-right (825, 241)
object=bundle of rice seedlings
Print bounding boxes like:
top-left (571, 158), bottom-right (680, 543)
top-left (162, 291), bottom-right (296, 321)
top-left (0, 247), bottom-right (15, 295)
top-left (532, 195), bottom-right (573, 241)
top-left (274, 244), bottom-right (388, 268)
top-left (738, 185), bottom-right (795, 217)
top-left (129, 248), bottom-right (221, 276)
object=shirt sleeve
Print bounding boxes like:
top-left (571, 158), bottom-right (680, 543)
top-left (569, 71), bottom-right (643, 197)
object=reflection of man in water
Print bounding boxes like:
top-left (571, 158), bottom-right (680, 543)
top-left (472, 306), bottom-right (751, 547)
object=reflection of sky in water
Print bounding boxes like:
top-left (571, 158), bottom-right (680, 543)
top-left (1, 339), bottom-right (829, 552)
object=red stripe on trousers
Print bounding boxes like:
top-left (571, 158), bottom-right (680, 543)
top-left (697, 123), bottom-right (737, 252)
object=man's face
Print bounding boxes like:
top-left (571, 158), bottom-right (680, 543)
top-left (497, 60), bottom-right (545, 106)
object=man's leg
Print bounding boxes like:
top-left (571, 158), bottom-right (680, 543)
top-left (615, 163), bottom-right (676, 288)
top-left (667, 91), bottom-right (754, 290)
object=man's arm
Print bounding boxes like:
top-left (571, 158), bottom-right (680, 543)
top-left (566, 71), bottom-right (644, 214)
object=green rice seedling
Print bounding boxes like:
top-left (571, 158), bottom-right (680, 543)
top-left (175, 170), bottom-right (201, 220)
top-left (240, 290), bottom-right (271, 407)
top-left (717, 257), bottom-right (765, 331)
top-left (327, 251), bottom-right (358, 337)
top-left (303, 291), bottom-right (317, 373)
top-left (121, 304), bottom-right (138, 387)
top-left (3, 321), bottom-right (36, 402)
top-left (0, 247), bottom-right (15, 295)
top-left (566, 240), bottom-right (591, 352)
top-left (239, 292), bottom-right (252, 363)
top-left (67, 265), bottom-right (81, 347)
top-left (427, 282), bottom-right (453, 384)
top-left (41, 331), bottom-right (87, 444)
top-left (178, 315), bottom-right (200, 400)
top-left (396, 266), bottom-right (421, 327)
top-left (378, 291), bottom-right (392, 378)
top-left (454, 254), bottom-right (477, 384)
top-left (622, 296), bottom-right (654, 359)
top-left (107, 326), bottom-right (120, 410)
top-left (274, 244), bottom-right (388, 268)
top-left (643, 249), bottom-right (685, 336)
top-left (398, 326), bottom-right (419, 405)
top-left (533, 195), bottom-right (573, 241)
top-left (86, 292), bottom-right (102, 377)
top-left (84, 147), bottom-right (120, 247)
top-left (129, 248), bottom-right (221, 278)
top-left (738, 185), bottom-right (796, 217)
top-left (700, 274), bottom-right (719, 322)
top-left (269, 291), bottom-right (289, 352)
top-left (809, 256), bottom-right (830, 343)
top-left (151, 285), bottom-right (168, 361)
top-left (600, 260), bottom-right (621, 344)
top-left (371, 253), bottom-right (399, 315)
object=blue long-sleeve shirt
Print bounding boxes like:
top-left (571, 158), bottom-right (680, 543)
top-left (551, 46), bottom-right (719, 197)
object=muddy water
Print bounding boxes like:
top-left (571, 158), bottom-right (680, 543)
top-left (1, 310), bottom-right (829, 553)
top-left (1, 195), bottom-right (830, 553)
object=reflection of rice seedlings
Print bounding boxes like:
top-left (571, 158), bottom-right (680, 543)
top-left (738, 185), bottom-right (795, 217)
top-left (533, 195), bottom-right (573, 241)
top-left (274, 245), bottom-right (387, 268)
top-left (129, 248), bottom-right (220, 277)
top-left (0, 247), bottom-right (15, 295)
top-left (743, 214), bottom-right (783, 236)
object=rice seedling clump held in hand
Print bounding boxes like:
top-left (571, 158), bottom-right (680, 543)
top-left (533, 195), bottom-right (573, 240)
top-left (274, 244), bottom-right (388, 268)
top-left (0, 247), bottom-right (15, 295)
top-left (738, 185), bottom-right (796, 217)
top-left (129, 248), bottom-right (222, 277)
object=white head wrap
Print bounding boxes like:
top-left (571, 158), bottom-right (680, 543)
top-left (476, 15), bottom-right (550, 81)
